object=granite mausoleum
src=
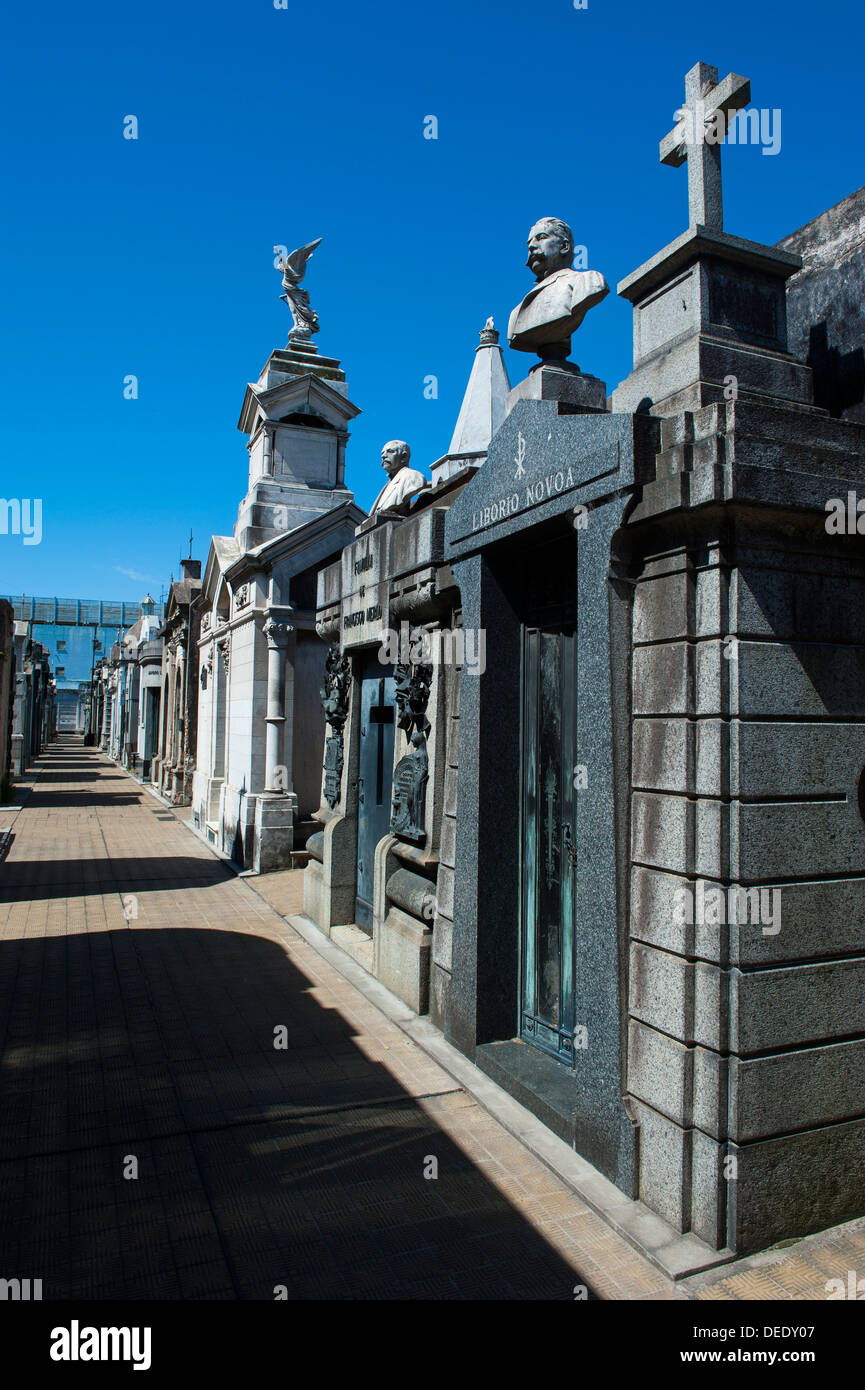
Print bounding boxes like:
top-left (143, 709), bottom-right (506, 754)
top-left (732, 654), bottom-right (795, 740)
top-left (303, 320), bottom-right (509, 995)
top-left (295, 63), bottom-right (865, 1264)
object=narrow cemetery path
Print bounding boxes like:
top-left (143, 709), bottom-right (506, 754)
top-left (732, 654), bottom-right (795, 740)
top-left (0, 736), bottom-right (674, 1300)
top-left (1, 738), bottom-right (859, 1302)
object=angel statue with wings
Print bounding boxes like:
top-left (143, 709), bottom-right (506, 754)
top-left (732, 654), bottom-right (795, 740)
top-left (276, 237), bottom-right (322, 343)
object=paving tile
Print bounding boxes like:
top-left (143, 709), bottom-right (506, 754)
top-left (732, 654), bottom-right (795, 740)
top-left (8, 739), bottom-right (865, 1303)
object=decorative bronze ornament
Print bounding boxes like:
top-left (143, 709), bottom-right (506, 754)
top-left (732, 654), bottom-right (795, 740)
top-left (320, 648), bottom-right (351, 809)
top-left (393, 660), bottom-right (432, 738)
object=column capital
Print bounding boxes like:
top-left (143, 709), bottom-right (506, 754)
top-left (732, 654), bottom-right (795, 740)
top-left (263, 617), bottom-right (294, 649)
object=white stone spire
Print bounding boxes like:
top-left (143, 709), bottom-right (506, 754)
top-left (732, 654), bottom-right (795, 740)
top-left (431, 318), bottom-right (511, 486)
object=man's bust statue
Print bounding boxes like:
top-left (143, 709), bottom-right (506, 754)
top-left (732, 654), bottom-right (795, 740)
top-left (357, 440), bottom-right (427, 533)
top-left (508, 217), bottom-right (608, 361)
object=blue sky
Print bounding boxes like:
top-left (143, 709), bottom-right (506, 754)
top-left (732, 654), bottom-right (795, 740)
top-left (1, 0), bottom-right (862, 602)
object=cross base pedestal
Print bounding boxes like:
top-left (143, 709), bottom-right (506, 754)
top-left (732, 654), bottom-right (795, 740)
top-left (612, 226), bottom-right (812, 417)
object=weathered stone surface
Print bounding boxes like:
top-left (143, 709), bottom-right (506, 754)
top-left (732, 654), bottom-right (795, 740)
top-left (633, 768), bottom-right (865, 880)
top-left (375, 905), bottom-right (431, 1014)
top-left (633, 718), bottom-right (725, 797)
top-left (779, 184), bottom-right (865, 425)
top-left (432, 913), bottom-right (452, 973)
top-left (730, 1119), bottom-right (865, 1252)
top-left (735, 798), bottom-right (865, 879)
top-left (631, 864), bottom-right (865, 966)
top-left (630, 1098), bottom-right (690, 1232)
top-left (632, 644), bottom-right (690, 715)
top-left (731, 1038), bottom-right (865, 1141)
top-left (385, 866), bottom-right (434, 920)
top-left (735, 562), bottom-right (865, 645)
top-left (627, 1021), bottom-right (726, 1136)
top-left (629, 1020), bottom-right (865, 1143)
top-left (506, 364), bottom-right (607, 415)
top-left (631, 942), bottom-right (865, 1053)
top-left (612, 220), bottom-right (806, 417)
top-left (253, 793), bottom-right (297, 874)
top-left (631, 790), bottom-right (722, 877)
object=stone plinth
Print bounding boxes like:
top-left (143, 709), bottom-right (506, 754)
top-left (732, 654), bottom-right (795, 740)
top-left (612, 226), bottom-right (810, 416)
top-left (507, 363), bottom-right (608, 415)
top-left (375, 906), bottom-right (432, 1015)
top-left (253, 792), bottom-right (297, 874)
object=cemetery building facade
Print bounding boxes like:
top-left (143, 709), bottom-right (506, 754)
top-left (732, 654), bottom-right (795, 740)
top-left (0, 600), bottom-right (15, 791)
top-left (104, 608), bottom-right (147, 768)
top-left (151, 558), bottom-right (203, 805)
top-left (10, 623), bottom-right (54, 774)
top-left (303, 320), bottom-right (509, 1002)
top-left (134, 595), bottom-right (164, 778)
top-left (191, 261), bottom-right (365, 871)
top-left (297, 64), bottom-right (865, 1263)
top-left (106, 645), bottom-right (137, 766)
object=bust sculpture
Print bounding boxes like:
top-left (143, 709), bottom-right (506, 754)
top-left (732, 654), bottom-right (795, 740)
top-left (508, 217), bottom-right (608, 363)
top-left (368, 441), bottom-right (427, 517)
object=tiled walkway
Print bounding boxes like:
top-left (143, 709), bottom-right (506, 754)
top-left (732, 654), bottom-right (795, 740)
top-left (0, 738), bottom-right (679, 1299)
top-left (1, 737), bottom-right (862, 1301)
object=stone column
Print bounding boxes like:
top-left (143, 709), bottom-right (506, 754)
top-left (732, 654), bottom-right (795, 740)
top-left (262, 423), bottom-right (275, 479)
top-left (214, 637), bottom-right (229, 779)
top-left (254, 616), bottom-right (297, 874)
top-left (263, 617), bottom-right (293, 792)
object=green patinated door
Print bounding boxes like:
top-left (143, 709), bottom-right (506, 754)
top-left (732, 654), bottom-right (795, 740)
top-left (520, 624), bottom-right (578, 1063)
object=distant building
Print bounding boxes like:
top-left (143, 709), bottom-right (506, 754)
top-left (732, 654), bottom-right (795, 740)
top-left (0, 595), bottom-right (161, 734)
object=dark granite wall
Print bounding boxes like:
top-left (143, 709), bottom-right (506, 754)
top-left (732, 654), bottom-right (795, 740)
top-left (779, 185), bottom-right (865, 423)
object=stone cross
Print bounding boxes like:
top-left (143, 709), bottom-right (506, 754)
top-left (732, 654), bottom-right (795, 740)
top-left (660, 61), bottom-right (751, 230)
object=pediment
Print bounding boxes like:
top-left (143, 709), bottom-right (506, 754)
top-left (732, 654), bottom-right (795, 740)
top-left (238, 374), bottom-right (360, 436)
top-left (200, 535), bottom-right (241, 602)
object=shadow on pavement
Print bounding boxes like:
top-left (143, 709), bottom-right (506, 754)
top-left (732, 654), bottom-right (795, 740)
top-left (0, 927), bottom-right (593, 1300)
